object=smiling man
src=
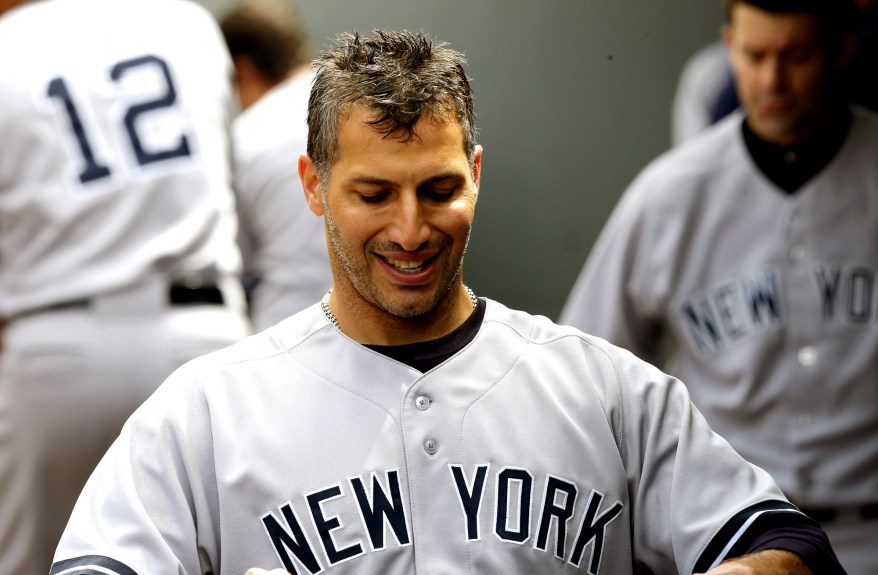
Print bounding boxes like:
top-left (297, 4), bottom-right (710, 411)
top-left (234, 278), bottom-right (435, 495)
top-left (51, 30), bottom-right (843, 575)
top-left (302, 104), bottom-right (480, 343)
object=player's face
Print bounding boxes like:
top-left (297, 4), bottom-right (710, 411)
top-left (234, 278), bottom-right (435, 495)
top-left (724, 4), bottom-right (837, 145)
top-left (304, 105), bottom-right (481, 332)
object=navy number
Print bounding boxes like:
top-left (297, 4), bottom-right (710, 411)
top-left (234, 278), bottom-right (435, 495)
top-left (47, 54), bottom-right (192, 185)
top-left (46, 77), bottom-right (112, 184)
top-left (110, 55), bottom-right (191, 166)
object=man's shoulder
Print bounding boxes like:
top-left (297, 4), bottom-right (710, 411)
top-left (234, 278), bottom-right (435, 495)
top-left (483, 298), bottom-right (630, 356)
top-left (481, 298), bottom-right (567, 339)
top-left (849, 104), bottom-right (878, 139)
top-left (482, 299), bottom-right (669, 399)
top-left (234, 81), bottom-right (310, 158)
top-left (656, 112), bottom-right (743, 172)
top-left (180, 304), bottom-right (328, 375)
top-left (628, 112), bottom-right (747, 202)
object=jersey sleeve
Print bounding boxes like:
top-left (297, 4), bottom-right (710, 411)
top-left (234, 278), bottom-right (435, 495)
top-left (693, 501), bottom-right (846, 573)
top-left (599, 343), bottom-right (797, 573)
top-left (50, 363), bottom-right (220, 574)
top-left (559, 174), bottom-right (666, 365)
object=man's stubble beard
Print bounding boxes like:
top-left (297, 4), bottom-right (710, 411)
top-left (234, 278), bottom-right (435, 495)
top-left (323, 205), bottom-right (471, 320)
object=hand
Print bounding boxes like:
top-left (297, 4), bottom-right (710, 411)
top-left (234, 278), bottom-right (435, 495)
top-left (697, 550), bottom-right (813, 575)
top-left (244, 570), bottom-right (290, 575)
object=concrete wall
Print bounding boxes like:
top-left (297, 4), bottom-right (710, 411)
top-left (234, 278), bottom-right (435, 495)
top-left (200, 0), bottom-right (726, 319)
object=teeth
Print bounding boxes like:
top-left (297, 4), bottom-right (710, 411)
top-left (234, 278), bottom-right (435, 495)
top-left (387, 258), bottom-right (424, 271)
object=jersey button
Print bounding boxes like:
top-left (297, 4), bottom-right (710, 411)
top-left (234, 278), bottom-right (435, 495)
top-left (415, 395), bottom-right (432, 411)
top-left (423, 438), bottom-right (439, 455)
top-left (789, 244), bottom-right (806, 262)
top-left (797, 346), bottom-right (818, 366)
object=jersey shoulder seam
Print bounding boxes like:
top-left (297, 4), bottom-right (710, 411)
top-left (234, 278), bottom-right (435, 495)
top-left (481, 317), bottom-right (627, 456)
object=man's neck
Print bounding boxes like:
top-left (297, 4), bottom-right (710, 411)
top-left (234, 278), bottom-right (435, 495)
top-left (324, 283), bottom-right (477, 346)
top-left (742, 105), bottom-right (851, 194)
top-left (364, 298), bottom-right (485, 372)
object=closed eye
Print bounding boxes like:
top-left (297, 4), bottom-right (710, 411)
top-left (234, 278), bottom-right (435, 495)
top-left (421, 186), bottom-right (457, 202)
top-left (743, 49), bottom-right (766, 64)
top-left (419, 175), bottom-right (464, 202)
top-left (359, 190), bottom-right (390, 204)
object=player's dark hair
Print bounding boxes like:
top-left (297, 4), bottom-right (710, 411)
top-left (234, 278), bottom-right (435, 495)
top-left (306, 30), bottom-right (477, 187)
top-left (220, 0), bottom-right (309, 84)
top-left (724, 0), bottom-right (856, 43)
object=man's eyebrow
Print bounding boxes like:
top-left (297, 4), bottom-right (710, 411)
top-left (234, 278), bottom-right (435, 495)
top-left (347, 172), bottom-right (468, 187)
top-left (348, 176), bottom-right (396, 187)
top-left (422, 172), bottom-right (467, 185)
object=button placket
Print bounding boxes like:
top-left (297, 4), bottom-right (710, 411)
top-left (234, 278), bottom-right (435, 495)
top-left (789, 244), bottom-right (806, 262)
top-left (797, 346), bottom-right (818, 366)
top-left (423, 438), bottom-right (439, 455)
top-left (411, 392), bottom-right (439, 455)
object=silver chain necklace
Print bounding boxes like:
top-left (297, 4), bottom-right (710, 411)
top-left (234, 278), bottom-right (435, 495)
top-left (320, 286), bottom-right (478, 330)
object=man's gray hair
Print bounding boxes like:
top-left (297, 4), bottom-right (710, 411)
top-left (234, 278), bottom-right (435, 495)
top-left (306, 30), bottom-right (477, 187)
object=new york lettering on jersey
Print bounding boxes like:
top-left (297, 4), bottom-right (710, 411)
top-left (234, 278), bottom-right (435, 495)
top-left (677, 263), bottom-right (878, 353)
top-left (261, 464), bottom-right (623, 574)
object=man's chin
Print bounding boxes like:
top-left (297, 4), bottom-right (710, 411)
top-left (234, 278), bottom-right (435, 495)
top-left (750, 116), bottom-right (801, 144)
top-left (377, 290), bottom-right (441, 320)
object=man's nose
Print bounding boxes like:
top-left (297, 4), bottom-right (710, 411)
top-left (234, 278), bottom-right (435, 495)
top-left (387, 194), bottom-right (430, 250)
top-left (760, 57), bottom-right (786, 92)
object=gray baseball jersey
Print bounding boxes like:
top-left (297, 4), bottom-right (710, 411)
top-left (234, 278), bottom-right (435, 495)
top-left (561, 108), bottom-right (878, 571)
top-left (52, 299), bottom-right (797, 575)
top-left (0, 1), bottom-right (251, 572)
top-left (0, 0), bottom-right (242, 317)
top-left (233, 70), bottom-right (332, 331)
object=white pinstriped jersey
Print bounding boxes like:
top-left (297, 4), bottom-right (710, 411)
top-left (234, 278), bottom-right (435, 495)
top-left (0, 0), bottom-right (241, 316)
top-left (561, 107), bottom-right (878, 512)
top-left (52, 299), bottom-right (796, 575)
top-left (233, 70), bottom-right (332, 331)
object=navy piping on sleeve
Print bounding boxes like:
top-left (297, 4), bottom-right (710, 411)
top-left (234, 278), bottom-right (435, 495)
top-left (49, 555), bottom-right (139, 575)
top-left (692, 500), bottom-right (846, 574)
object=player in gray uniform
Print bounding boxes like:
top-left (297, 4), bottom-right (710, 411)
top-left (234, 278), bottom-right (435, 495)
top-left (51, 30), bottom-right (842, 575)
top-left (0, 0), bottom-right (251, 572)
top-left (222, 0), bottom-right (332, 331)
top-left (671, 0), bottom-right (878, 147)
top-left (562, 1), bottom-right (877, 573)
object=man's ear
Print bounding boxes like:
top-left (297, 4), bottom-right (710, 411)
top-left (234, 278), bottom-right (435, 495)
top-left (298, 154), bottom-right (324, 216)
top-left (472, 145), bottom-right (483, 199)
top-left (721, 23), bottom-right (733, 49)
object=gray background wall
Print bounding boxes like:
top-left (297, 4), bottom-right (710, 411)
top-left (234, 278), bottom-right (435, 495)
top-left (199, 0), bottom-right (726, 320)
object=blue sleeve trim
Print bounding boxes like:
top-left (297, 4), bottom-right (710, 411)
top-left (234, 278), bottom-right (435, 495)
top-left (50, 555), bottom-right (139, 575)
top-left (692, 500), bottom-right (845, 574)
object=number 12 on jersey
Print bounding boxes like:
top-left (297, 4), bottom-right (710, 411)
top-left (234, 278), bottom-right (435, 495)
top-left (45, 54), bottom-right (194, 188)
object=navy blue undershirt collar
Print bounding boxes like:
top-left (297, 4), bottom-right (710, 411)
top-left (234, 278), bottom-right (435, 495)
top-left (365, 298), bottom-right (486, 372)
top-left (741, 105), bottom-right (851, 195)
